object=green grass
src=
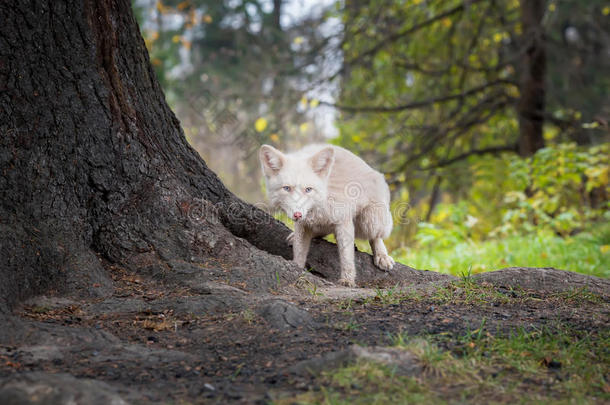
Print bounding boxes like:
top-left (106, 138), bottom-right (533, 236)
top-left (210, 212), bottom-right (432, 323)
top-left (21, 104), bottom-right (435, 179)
top-left (274, 326), bottom-right (610, 405)
top-left (393, 229), bottom-right (610, 279)
top-left (274, 360), bottom-right (443, 404)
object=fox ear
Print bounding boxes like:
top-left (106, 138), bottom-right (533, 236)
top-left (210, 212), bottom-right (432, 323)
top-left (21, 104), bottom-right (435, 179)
top-left (259, 144), bottom-right (285, 176)
top-left (310, 147), bottom-right (335, 177)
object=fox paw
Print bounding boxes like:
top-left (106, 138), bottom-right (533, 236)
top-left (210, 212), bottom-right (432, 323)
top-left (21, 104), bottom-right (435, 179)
top-left (337, 278), bottom-right (356, 288)
top-left (374, 254), bottom-right (395, 271)
top-left (286, 232), bottom-right (294, 245)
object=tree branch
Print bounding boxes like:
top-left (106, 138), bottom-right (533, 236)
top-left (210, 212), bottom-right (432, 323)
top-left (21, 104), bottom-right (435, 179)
top-left (390, 95), bottom-right (511, 172)
top-left (344, 0), bottom-right (485, 68)
top-left (423, 143), bottom-right (518, 170)
top-left (320, 79), bottom-right (515, 113)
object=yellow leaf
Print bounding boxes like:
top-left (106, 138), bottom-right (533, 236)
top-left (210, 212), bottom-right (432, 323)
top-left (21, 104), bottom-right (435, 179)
top-left (255, 117), bottom-right (268, 132)
top-left (507, 85), bottom-right (520, 98)
top-left (493, 32), bottom-right (503, 43)
top-left (600, 245), bottom-right (610, 254)
top-left (152, 58), bottom-right (162, 66)
top-left (468, 54), bottom-right (479, 67)
top-left (202, 14), bottom-right (213, 24)
top-left (172, 35), bottom-right (181, 43)
top-left (293, 36), bottom-right (304, 45)
top-left (441, 18), bottom-right (452, 28)
top-left (544, 127), bottom-right (558, 141)
top-left (515, 23), bottom-right (522, 35)
top-left (603, 6), bottom-right (610, 16)
top-left (309, 99), bottom-right (320, 108)
top-left (413, 0), bottom-right (423, 4)
top-left (177, 1), bottom-right (189, 10)
top-left (183, 40), bottom-right (192, 50)
top-left (548, 3), bottom-right (556, 12)
top-left (582, 121), bottom-right (600, 129)
top-left (299, 122), bottom-right (308, 133)
top-left (300, 96), bottom-right (308, 108)
top-left (156, 1), bottom-right (170, 14)
top-left (270, 133), bottom-right (280, 143)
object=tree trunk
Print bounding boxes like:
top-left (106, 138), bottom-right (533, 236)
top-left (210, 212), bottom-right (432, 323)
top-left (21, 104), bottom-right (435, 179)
top-left (0, 0), bottom-right (443, 315)
top-left (272, 0), bottom-right (282, 30)
top-left (517, 0), bottom-right (546, 157)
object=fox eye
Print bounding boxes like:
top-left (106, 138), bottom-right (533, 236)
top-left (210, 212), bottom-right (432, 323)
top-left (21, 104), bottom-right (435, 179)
top-left (304, 187), bottom-right (313, 193)
top-left (282, 186), bottom-right (292, 192)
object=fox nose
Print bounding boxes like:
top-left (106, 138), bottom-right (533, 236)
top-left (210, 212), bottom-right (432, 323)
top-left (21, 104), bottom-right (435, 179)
top-left (293, 212), bottom-right (302, 220)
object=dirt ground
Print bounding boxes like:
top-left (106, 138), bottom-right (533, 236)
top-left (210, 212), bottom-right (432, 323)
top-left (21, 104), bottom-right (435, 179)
top-left (0, 264), bottom-right (608, 404)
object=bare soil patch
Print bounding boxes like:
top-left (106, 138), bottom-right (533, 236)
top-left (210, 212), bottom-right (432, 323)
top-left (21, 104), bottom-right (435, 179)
top-left (0, 264), bottom-right (608, 404)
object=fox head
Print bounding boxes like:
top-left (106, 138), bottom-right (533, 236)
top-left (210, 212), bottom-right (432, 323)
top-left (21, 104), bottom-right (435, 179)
top-left (259, 144), bottom-right (335, 222)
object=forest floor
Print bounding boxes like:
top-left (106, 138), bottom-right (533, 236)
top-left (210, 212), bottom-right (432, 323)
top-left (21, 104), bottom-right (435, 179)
top-left (0, 263), bottom-right (608, 404)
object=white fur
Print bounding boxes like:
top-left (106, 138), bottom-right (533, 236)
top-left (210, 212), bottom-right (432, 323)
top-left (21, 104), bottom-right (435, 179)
top-left (259, 144), bottom-right (395, 287)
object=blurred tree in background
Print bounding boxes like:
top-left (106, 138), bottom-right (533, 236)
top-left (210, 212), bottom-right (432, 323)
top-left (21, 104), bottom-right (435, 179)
top-left (133, 0), bottom-right (339, 200)
top-left (134, 0), bottom-right (609, 276)
top-left (335, 0), bottom-right (609, 251)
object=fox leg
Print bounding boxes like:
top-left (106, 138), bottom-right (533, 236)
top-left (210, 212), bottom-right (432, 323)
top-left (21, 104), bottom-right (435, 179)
top-left (357, 203), bottom-right (395, 272)
top-left (370, 238), bottom-right (395, 271)
top-left (335, 221), bottom-right (357, 287)
top-left (292, 223), bottom-right (313, 268)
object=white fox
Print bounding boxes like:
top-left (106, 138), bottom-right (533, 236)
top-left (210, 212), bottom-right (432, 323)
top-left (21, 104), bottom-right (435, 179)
top-left (259, 144), bottom-right (395, 287)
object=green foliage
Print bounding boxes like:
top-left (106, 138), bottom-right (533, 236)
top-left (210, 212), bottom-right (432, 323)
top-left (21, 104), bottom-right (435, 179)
top-left (497, 143), bottom-right (609, 237)
top-left (395, 225), bottom-right (610, 278)
top-left (413, 202), bottom-right (474, 248)
top-left (335, 0), bottom-right (609, 277)
top-left (412, 143), bottom-right (609, 242)
top-left (336, 0), bottom-right (609, 170)
top-left (337, 0), bottom-right (521, 170)
top-left (389, 143), bottom-right (609, 277)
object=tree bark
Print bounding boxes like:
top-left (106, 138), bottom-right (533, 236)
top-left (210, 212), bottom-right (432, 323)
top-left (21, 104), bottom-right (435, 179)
top-left (517, 0), bottom-right (546, 156)
top-left (0, 0), bottom-right (446, 315)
